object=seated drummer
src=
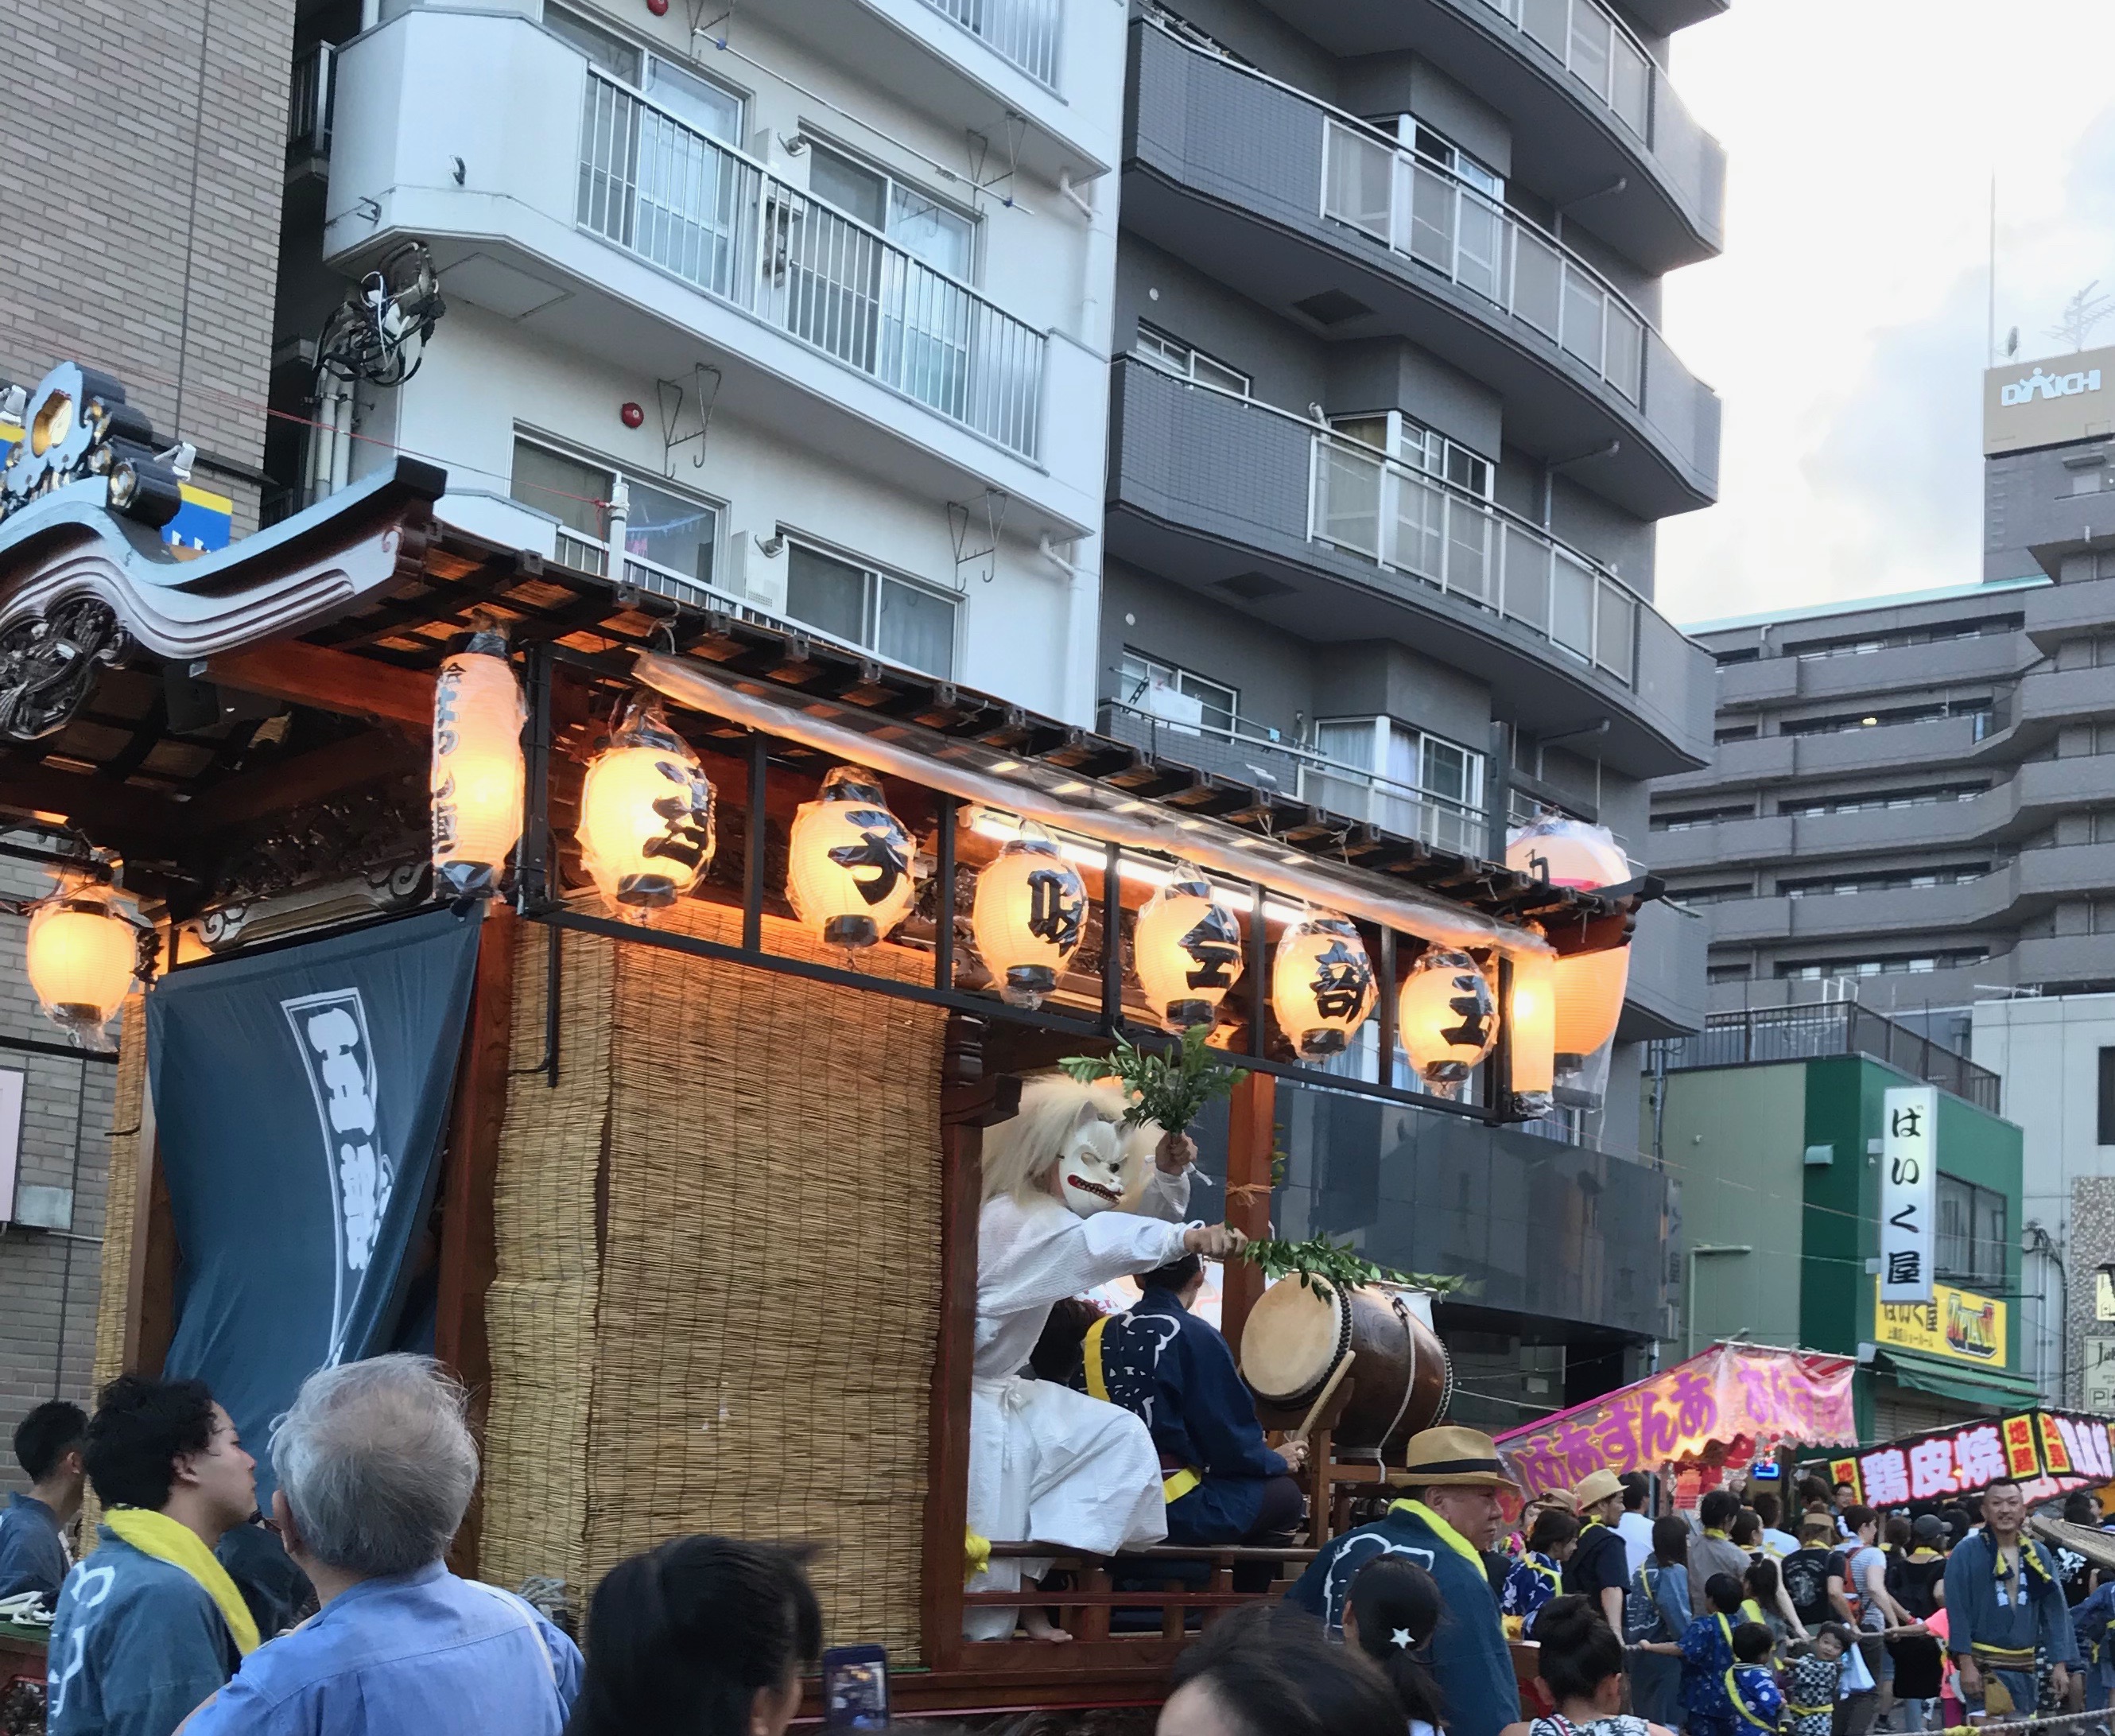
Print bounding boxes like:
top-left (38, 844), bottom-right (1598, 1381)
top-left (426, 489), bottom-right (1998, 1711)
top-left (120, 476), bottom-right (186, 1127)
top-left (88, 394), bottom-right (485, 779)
top-left (1074, 1253), bottom-right (1307, 1546)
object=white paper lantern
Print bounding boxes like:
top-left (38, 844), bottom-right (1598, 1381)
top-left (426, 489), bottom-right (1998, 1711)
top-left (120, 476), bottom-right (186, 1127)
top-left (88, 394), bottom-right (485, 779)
top-left (1505, 810), bottom-right (1631, 891)
top-left (576, 697), bottom-right (716, 922)
top-left (1271, 911), bottom-right (1376, 1058)
top-left (431, 623), bottom-right (526, 896)
top-left (972, 832), bottom-right (1087, 1008)
top-left (1397, 947), bottom-right (1497, 1090)
top-left (786, 764), bottom-right (917, 951)
top-left (1554, 946), bottom-right (1631, 1058)
top-left (26, 880), bottom-right (138, 1047)
top-left (1508, 950), bottom-right (1557, 1101)
top-left (1133, 864), bottom-right (1244, 1031)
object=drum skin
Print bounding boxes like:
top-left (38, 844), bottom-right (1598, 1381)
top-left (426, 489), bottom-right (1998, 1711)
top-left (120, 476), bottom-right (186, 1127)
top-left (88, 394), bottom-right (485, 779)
top-left (1239, 1280), bottom-right (1453, 1463)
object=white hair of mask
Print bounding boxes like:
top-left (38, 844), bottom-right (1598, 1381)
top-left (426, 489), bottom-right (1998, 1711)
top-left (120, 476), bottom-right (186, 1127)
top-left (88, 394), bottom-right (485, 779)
top-left (980, 1071), bottom-right (1166, 1206)
top-left (271, 1353), bottom-right (479, 1579)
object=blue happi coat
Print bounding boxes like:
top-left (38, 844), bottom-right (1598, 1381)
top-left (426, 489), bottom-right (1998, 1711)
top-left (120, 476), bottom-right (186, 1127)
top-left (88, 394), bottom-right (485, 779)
top-left (48, 1532), bottom-right (241, 1736)
top-left (0, 1493), bottom-right (68, 1602)
top-left (1076, 1287), bottom-right (1286, 1544)
top-left (1681, 1609), bottom-right (1741, 1726)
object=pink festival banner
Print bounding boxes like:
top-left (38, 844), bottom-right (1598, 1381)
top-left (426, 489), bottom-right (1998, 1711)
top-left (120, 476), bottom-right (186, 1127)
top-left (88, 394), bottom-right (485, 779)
top-left (1495, 1343), bottom-right (1859, 1498)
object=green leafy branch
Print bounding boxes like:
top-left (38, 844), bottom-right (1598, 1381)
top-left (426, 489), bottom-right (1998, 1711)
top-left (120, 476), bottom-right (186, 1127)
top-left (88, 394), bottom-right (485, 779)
top-left (1241, 1233), bottom-right (1465, 1303)
top-left (1057, 1024), bottom-right (1246, 1136)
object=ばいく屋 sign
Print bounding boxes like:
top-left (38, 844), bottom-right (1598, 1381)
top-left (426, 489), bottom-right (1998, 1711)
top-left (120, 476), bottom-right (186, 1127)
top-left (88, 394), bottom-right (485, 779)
top-left (1879, 1085), bottom-right (1937, 1305)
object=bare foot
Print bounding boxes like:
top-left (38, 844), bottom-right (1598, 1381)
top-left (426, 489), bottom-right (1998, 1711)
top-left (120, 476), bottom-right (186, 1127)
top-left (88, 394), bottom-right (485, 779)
top-left (1022, 1608), bottom-right (1073, 1643)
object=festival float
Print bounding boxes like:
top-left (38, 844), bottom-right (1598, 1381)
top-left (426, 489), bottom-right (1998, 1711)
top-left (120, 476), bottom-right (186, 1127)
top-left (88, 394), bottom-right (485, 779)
top-left (0, 363), bottom-right (1656, 1711)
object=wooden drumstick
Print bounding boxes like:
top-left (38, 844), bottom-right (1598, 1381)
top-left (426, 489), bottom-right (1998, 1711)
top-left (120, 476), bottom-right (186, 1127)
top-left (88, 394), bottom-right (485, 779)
top-left (1286, 1350), bottom-right (1355, 1448)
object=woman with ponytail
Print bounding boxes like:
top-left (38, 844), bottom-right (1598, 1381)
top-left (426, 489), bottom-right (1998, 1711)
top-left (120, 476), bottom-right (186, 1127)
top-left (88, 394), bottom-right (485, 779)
top-left (564, 1536), bottom-right (823, 1736)
top-left (1500, 1595), bottom-right (1679, 1736)
top-left (1344, 1556), bottom-right (1449, 1736)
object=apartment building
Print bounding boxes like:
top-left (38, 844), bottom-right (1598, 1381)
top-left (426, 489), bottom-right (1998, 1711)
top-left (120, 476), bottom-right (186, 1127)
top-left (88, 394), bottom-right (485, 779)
top-left (1096, 0), bottom-right (1725, 1414)
top-left (281, 0), bottom-right (1122, 722)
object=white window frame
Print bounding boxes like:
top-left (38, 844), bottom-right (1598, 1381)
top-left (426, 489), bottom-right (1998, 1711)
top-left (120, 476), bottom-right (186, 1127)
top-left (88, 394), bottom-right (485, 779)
top-left (509, 431), bottom-right (726, 596)
top-left (1116, 648), bottom-right (1240, 734)
top-left (542, 2), bottom-right (747, 142)
top-left (1133, 323), bottom-right (1252, 398)
top-left (1328, 409), bottom-right (1493, 500)
top-left (1378, 113), bottom-right (1506, 203)
top-left (801, 135), bottom-right (982, 286)
top-left (779, 532), bottom-right (961, 678)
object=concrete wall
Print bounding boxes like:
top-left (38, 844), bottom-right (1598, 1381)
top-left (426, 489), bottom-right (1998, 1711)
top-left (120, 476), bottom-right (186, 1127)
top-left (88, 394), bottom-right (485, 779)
top-left (0, 0), bottom-right (288, 531)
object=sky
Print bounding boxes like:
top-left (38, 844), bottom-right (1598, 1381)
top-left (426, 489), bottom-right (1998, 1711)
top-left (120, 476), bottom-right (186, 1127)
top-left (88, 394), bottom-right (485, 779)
top-left (1655, 2), bottom-right (2115, 626)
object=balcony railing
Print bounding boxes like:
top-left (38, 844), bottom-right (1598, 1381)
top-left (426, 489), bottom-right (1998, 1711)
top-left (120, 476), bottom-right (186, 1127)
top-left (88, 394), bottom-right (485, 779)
top-left (919, 0), bottom-right (1061, 87)
top-left (1649, 1003), bottom-right (2001, 1112)
top-left (1478, 0), bottom-right (1651, 139)
top-left (1321, 118), bottom-right (1644, 406)
top-left (1309, 431), bottom-right (1639, 685)
top-left (577, 72), bottom-right (1046, 458)
top-left (288, 42), bottom-right (334, 157)
top-left (1098, 698), bottom-right (1492, 859)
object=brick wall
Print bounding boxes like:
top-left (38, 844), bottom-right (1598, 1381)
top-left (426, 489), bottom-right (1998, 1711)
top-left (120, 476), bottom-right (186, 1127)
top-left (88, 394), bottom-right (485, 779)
top-left (0, 0), bottom-right (293, 534)
top-left (0, 857), bottom-right (118, 1496)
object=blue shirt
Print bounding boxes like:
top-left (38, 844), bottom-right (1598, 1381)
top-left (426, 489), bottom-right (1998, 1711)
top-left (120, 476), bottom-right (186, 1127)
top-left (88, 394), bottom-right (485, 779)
top-left (1500, 1552), bottom-right (1562, 1633)
top-left (183, 1560), bottom-right (581, 1736)
top-left (49, 1530), bottom-right (240, 1736)
top-left (1286, 1502), bottom-right (1520, 1736)
top-left (1730, 1661), bottom-right (1786, 1731)
top-left (0, 1491), bottom-right (68, 1602)
top-left (1942, 1529), bottom-right (2078, 1668)
top-left (1076, 1290), bottom-right (1286, 1543)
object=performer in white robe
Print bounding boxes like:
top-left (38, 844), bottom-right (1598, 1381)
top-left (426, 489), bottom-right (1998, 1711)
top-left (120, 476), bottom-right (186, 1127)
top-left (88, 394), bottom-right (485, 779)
top-left (965, 1075), bottom-right (1245, 1641)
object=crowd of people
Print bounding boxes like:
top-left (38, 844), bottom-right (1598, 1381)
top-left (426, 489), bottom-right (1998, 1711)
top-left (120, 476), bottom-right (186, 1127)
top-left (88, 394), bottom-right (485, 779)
top-left (5, 1359), bottom-right (2115, 1736)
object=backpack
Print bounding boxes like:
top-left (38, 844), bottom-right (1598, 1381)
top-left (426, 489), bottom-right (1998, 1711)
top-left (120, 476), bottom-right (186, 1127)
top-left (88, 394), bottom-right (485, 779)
top-left (1624, 1562), bottom-right (1666, 1642)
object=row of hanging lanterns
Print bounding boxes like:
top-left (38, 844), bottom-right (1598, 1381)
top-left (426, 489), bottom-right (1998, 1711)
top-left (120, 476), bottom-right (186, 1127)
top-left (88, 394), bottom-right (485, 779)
top-left (409, 633), bottom-right (1621, 1093)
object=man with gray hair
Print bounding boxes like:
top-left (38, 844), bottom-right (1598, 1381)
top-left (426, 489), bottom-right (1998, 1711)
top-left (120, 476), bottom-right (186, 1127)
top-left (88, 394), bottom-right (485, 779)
top-left (176, 1355), bottom-right (580, 1735)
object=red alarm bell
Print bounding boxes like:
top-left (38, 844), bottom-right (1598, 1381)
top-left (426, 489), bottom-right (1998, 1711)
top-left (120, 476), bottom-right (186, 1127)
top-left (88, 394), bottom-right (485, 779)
top-left (620, 402), bottom-right (645, 429)
top-left (646, 0), bottom-right (669, 14)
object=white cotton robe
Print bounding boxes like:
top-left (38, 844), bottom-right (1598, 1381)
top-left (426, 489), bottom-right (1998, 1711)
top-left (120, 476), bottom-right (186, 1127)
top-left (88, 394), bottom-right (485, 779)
top-left (964, 1169), bottom-right (1193, 1640)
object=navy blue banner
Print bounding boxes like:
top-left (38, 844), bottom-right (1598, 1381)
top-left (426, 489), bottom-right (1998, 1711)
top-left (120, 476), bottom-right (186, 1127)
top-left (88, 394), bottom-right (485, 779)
top-left (147, 907), bottom-right (482, 1496)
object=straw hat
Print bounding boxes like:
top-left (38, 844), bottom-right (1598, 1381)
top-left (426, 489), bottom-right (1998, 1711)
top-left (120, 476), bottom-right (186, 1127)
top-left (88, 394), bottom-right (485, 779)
top-left (1399, 1425), bottom-right (1517, 1489)
top-left (1572, 1468), bottom-right (1626, 1510)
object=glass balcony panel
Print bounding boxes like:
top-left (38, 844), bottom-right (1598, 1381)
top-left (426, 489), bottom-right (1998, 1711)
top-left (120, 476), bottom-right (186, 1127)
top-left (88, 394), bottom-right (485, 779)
top-left (1596, 582), bottom-right (1637, 682)
top-left (1551, 551), bottom-right (1596, 657)
top-left (1520, 0), bottom-right (1570, 59)
top-left (1445, 495), bottom-right (1495, 607)
top-left (1502, 522), bottom-right (1552, 632)
top-left (1407, 159), bottom-right (1457, 274)
top-left (1561, 266), bottom-right (1606, 371)
top-left (1609, 33), bottom-right (1651, 138)
top-left (1512, 229), bottom-right (1563, 339)
top-left (1604, 301), bottom-right (1644, 404)
top-left (1568, 2), bottom-right (1612, 103)
top-left (1314, 439), bottom-right (1384, 557)
top-left (1455, 194), bottom-right (1506, 306)
top-left (1323, 121), bottom-right (1395, 243)
top-left (1391, 464), bottom-right (1446, 581)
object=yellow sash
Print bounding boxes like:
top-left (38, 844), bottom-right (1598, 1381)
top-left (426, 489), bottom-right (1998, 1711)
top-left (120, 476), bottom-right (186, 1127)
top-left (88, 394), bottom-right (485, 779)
top-left (1082, 1316), bottom-right (1200, 1505)
top-left (1390, 1500), bottom-right (1490, 1575)
top-left (103, 1508), bottom-right (260, 1655)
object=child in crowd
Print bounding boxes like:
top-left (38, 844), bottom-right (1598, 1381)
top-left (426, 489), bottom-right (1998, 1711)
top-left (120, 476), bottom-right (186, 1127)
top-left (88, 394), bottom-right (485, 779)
top-left (1782, 1625), bottom-right (1849, 1736)
top-left (1503, 1509), bottom-right (1580, 1640)
top-left (1727, 1621), bottom-right (1786, 1733)
top-left (1680, 1573), bottom-right (1751, 1736)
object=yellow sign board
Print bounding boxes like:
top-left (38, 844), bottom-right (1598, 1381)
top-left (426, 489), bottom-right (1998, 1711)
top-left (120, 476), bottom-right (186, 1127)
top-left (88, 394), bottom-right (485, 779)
top-left (1873, 1278), bottom-right (2007, 1367)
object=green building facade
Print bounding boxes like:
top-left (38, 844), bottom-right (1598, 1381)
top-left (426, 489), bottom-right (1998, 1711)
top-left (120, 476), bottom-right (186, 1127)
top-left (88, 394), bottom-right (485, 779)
top-left (1657, 1053), bottom-right (2033, 1443)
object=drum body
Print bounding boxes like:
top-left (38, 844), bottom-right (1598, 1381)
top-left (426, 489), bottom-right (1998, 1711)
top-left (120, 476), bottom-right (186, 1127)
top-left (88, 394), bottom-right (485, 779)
top-left (1238, 1280), bottom-right (1452, 1463)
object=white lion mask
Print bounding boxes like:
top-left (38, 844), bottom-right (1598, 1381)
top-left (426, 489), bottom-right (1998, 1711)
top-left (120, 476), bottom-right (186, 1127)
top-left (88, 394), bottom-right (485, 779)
top-left (1053, 1115), bottom-right (1127, 1218)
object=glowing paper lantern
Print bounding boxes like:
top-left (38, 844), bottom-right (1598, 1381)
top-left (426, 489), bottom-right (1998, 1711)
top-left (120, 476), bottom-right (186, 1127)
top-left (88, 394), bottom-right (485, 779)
top-left (1132, 864), bottom-right (1244, 1031)
top-left (431, 623), bottom-right (526, 896)
top-left (1505, 810), bottom-right (1631, 891)
top-left (1271, 911), bottom-right (1376, 1058)
top-left (1554, 946), bottom-right (1631, 1058)
top-left (1397, 947), bottom-right (1497, 1091)
top-left (972, 832), bottom-right (1087, 1008)
top-left (576, 697), bottom-right (716, 922)
top-left (786, 764), bottom-right (917, 951)
top-left (1508, 950), bottom-right (1557, 1101)
top-left (26, 880), bottom-right (138, 1047)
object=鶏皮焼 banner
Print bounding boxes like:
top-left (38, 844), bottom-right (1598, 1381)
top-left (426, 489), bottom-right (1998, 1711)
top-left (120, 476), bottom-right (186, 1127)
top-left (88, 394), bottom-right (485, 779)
top-left (1819, 1408), bottom-right (2115, 1506)
top-left (1495, 1343), bottom-right (1857, 1497)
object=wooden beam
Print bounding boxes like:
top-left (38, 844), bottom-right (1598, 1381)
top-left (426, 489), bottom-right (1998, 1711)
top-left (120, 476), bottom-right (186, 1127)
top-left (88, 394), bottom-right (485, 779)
top-left (184, 731), bottom-right (414, 832)
top-left (206, 640), bottom-right (435, 729)
top-left (1220, 1070), bottom-right (1277, 1359)
top-left (122, 1141), bottom-right (180, 1379)
top-left (437, 903), bottom-right (517, 1580)
top-left (0, 755), bottom-right (179, 844)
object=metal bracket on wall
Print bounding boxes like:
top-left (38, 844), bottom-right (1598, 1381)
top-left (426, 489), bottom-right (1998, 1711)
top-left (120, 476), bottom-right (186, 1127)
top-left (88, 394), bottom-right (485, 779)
top-left (965, 118), bottom-right (1026, 208)
top-left (689, 0), bottom-right (734, 48)
top-left (947, 490), bottom-right (1010, 587)
top-left (657, 364), bottom-right (722, 473)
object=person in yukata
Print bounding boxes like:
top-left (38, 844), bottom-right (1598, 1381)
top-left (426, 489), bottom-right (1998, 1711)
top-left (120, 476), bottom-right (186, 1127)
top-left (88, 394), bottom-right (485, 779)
top-left (177, 1354), bottom-right (579, 1735)
top-left (1075, 1250), bottom-right (1306, 1546)
top-left (1500, 1507), bottom-right (1578, 1638)
top-left (1727, 1621), bottom-right (1786, 1733)
top-left (1943, 1474), bottom-right (2076, 1721)
top-left (968, 1074), bottom-right (1245, 1642)
top-left (0, 1399), bottom-right (85, 1602)
top-left (2070, 1572), bottom-right (2115, 1711)
top-left (1679, 1572), bottom-right (1750, 1736)
top-left (1781, 1625), bottom-right (1849, 1736)
top-left (1627, 1514), bottom-right (1696, 1728)
top-left (1286, 1426), bottom-right (1523, 1736)
top-left (47, 1375), bottom-right (259, 1736)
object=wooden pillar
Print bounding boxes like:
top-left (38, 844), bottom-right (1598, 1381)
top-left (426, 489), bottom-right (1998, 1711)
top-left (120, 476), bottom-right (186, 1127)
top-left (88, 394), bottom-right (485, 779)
top-left (436, 901), bottom-right (518, 1579)
top-left (1220, 1069), bottom-right (1277, 1357)
top-left (122, 1146), bottom-right (178, 1379)
top-left (920, 1014), bottom-right (1019, 1668)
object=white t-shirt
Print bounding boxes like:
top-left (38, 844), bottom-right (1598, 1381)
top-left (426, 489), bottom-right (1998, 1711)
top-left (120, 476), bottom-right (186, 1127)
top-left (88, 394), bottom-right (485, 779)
top-left (1617, 1509), bottom-right (1656, 1576)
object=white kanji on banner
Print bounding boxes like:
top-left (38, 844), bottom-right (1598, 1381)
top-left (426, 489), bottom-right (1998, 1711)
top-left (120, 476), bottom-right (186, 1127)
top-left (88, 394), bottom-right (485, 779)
top-left (1954, 1423), bottom-right (2007, 1489)
top-left (1907, 1435), bottom-right (1957, 1501)
top-left (1861, 1447), bottom-right (1911, 1505)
